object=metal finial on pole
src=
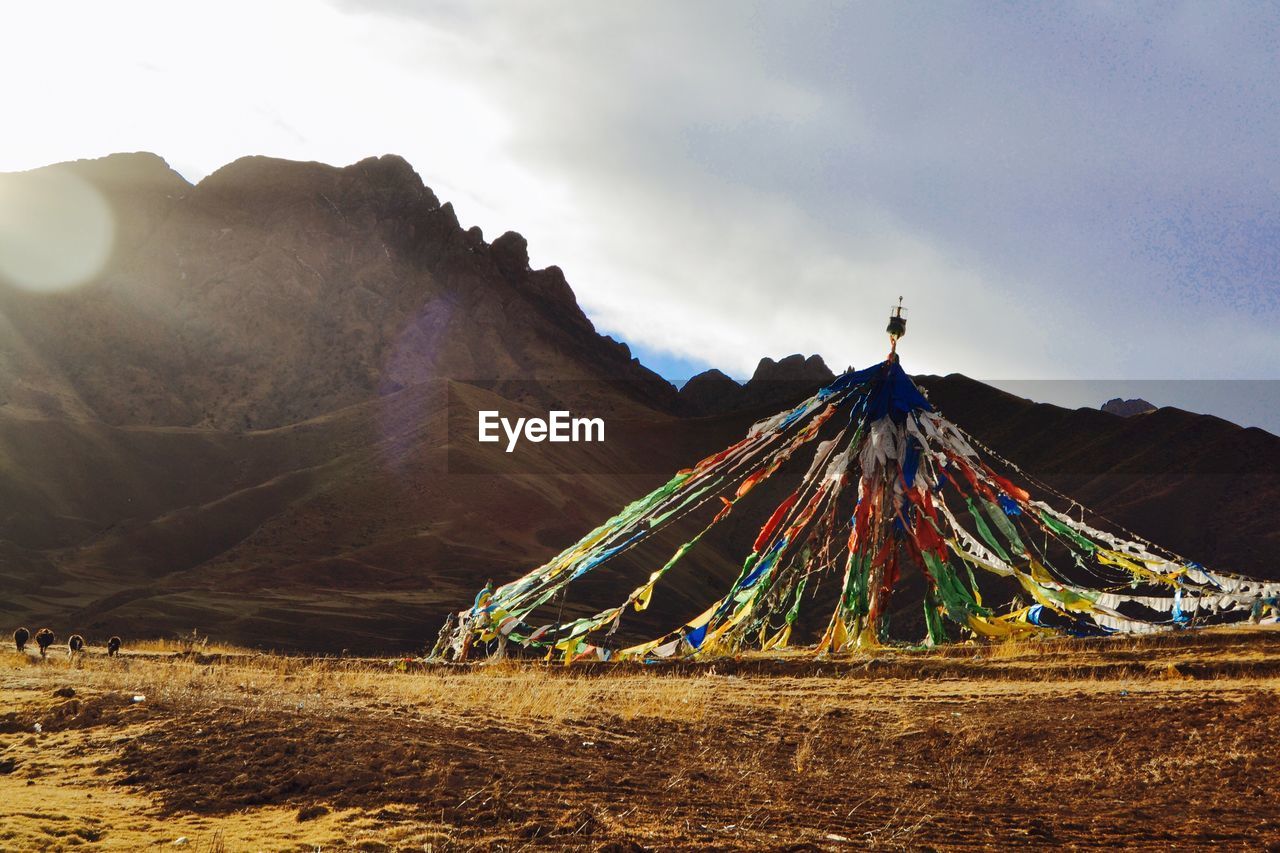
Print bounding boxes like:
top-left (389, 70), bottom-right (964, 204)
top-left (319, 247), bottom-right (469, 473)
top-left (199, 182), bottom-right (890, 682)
top-left (886, 297), bottom-right (907, 357)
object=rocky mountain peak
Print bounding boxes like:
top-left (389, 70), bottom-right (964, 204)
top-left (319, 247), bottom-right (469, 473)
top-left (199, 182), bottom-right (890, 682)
top-left (51, 151), bottom-right (192, 192)
top-left (0, 151), bottom-right (678, 429)
top-left (490, 231), bottom-right (530, 279)
top-left (1102, 398), bottom-right (1158, 417)
top-left (677, 369), bottom-right (743, 416)
top-left (194, 154), bottom-right (440, 215)
top-left (678, 354), bottom-right (835, 416)
top-left (749, 354), bottom-right (834, 386)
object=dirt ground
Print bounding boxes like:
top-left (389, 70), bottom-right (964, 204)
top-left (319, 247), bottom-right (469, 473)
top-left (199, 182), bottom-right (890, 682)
top-left (3, 629), bottom-right (1280, 851)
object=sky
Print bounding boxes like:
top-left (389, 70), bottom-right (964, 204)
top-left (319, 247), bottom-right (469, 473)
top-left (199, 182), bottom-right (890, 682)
top-left (2, 1), bottom-right (1278, 427)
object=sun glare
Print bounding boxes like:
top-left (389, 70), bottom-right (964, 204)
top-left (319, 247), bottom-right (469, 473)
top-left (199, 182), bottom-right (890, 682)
top-left (0, 167), bottom-right (115, 293)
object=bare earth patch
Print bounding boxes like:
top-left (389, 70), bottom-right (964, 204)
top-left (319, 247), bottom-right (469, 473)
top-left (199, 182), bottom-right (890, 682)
top-left (2, 628), bottom-right (1279, 850)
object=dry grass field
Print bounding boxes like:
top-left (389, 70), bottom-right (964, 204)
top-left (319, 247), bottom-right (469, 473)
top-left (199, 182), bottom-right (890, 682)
top-left (3, 628), bottom-right (1280, 851)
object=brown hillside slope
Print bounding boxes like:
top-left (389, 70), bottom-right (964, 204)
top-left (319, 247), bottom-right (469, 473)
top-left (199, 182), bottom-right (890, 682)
top-left (1, 380), bottom-right (752, 652)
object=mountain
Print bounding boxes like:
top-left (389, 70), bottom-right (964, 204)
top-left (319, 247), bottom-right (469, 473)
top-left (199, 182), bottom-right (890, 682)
top-left (1101, 397), bottom-right (1158, 417)
top-left (0, 153), bottom-right (674, 429)
top-left (677, 353), bottom-right (834, 415)
top-left (676, 369), bottom-right (742, 416)
top-left (1, 153), bottom-right (1276, 651)
top-left (917, 375), bottom-right (1279, 581)
top-left (0, 153), bottom-right (728, 650)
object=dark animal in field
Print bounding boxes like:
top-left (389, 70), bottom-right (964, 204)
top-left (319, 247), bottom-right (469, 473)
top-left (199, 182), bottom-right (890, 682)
top-left (34, 628), bottom-right (55, 658)
top-left (107, 636), bottom-right (122, 657)
top-left (68, 635), bottom-right (85, 654)
top-left (13, 627), bottom-right (29, 653)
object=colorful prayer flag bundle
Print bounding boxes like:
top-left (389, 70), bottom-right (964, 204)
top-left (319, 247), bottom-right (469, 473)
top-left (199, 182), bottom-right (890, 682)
top-left (434, 355), bottom-right (1277, 663)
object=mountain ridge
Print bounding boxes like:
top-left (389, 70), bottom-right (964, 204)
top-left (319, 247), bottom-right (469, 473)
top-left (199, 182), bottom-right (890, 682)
top-left (0, 152), bottom-right (674, 430)
top-left (0, 152), bottom-right (1276, 651)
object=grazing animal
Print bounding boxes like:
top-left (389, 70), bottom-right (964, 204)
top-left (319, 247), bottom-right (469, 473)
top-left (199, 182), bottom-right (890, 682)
top-left (107, 636), bottom-right (122, 657)
top-left (68, 635), bottom-right (85, 654)
top-left (34, 628), bottom-right (55, 658)
top-left (13, 627), bottom-right (29, 653)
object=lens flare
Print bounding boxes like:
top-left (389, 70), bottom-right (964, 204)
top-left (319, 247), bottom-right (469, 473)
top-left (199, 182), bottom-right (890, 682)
top-left (377, 294), bottom-right (458, 473)
top-left (0, 167), bottom-right (115, 292)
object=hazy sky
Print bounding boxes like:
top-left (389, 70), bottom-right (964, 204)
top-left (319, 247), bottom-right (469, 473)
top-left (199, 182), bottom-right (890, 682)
top-left (4, 2), bottom-right (1278, 407)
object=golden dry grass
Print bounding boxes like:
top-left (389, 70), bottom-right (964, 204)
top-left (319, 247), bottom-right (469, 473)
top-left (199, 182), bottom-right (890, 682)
top-left (2, 627), bottom-right (1280, 850)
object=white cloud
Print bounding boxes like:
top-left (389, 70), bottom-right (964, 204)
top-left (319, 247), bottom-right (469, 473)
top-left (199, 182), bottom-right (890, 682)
top-left (2, 0), bottom-right (1277, 389)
